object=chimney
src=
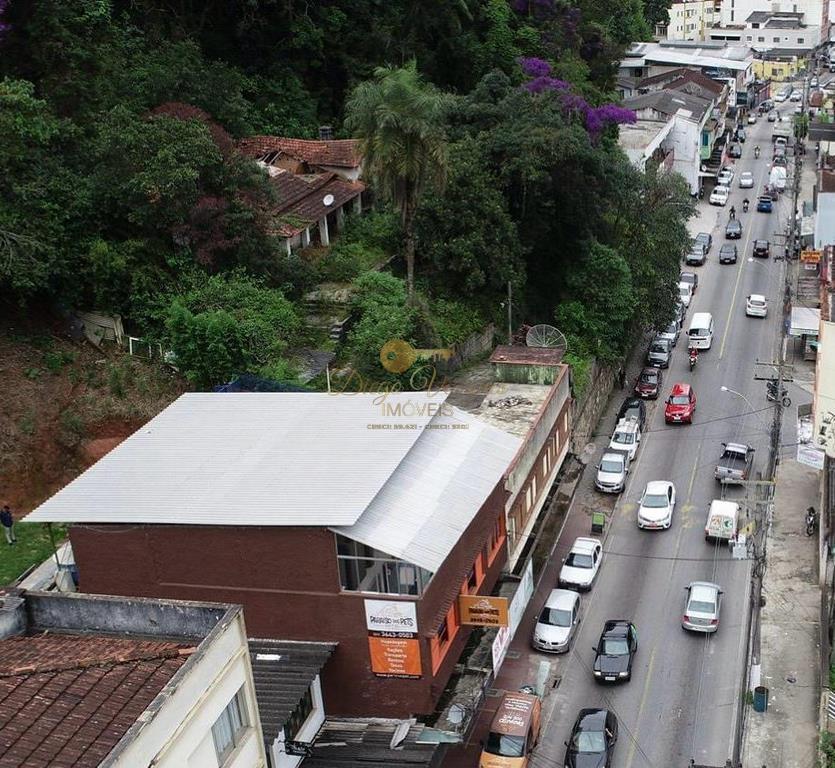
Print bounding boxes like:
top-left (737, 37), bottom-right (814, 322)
top-left (319, 125), bottom-right (334, 141)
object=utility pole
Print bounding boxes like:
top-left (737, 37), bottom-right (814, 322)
top-left (507, 280), bottom-right (513, 345)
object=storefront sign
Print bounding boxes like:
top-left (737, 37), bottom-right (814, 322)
top-left (364, 600), bottom-right (421, 679)
top-left (492, 559), bottom-right (534, 673)
top-left (458, 595), bottom-right (509, 627)
top-left (801, 249), bottom-right (822, 264)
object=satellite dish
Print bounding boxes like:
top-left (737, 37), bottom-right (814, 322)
top-left (323, 194), bottom-right (335, 206)
top-left (526, 324), bottom-right (568, 353)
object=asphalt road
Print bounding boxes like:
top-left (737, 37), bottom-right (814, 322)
top-left (530, 104), bottom-right (796, 768)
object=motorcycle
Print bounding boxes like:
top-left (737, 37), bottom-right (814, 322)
top-left (754, 145), bottom-right (760, 159)
top-left (689, 347), bottom-right (699, 371)
top-left (698, 187), bottom-right (705, 200)
top-left (766, 381), bottom-right (791, 407)
top-left (743, 198), bottom-right (749, 213)
top-left (806, 506), bottom-right (818, 536)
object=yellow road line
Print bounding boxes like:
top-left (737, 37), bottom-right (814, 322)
top-left (686, 451), bottom-right (700, 500)
top-left (624, 648), bottom-right (657, 768)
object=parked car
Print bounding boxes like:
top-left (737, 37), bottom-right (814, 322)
top-left (634, 367), bottom-right (662, 399)
top-left (678, 282), bottom-right (693, 308)
top-left (679, 271), bottom-right (698, 295)
top-left (757, 195), bottom-right (773, 213)
top-left (564, 709), bottom-right (618, 768)
top-left (753, 239), bottom-right (770, 258)
top-left (719, 243), bottom-right (738, 264)
top-left (746, 294), bottom-right (768, 317)
top-left (532, 589), bottom-right (581, 653)
top-left (790, 90), bottom-right (802, 102)
top-left (681, 581), bottom-right (723, 633)
top-left (592, 621), bottom-right (638, 683)
top-left (595, 451), bottom-right (630, 493)
top-left (616, 397), bottom-right (647, 432)
top-left (747, 113), bottom-right (757, 124)
top-left (717, 168), bottom-right (734, 186)
top-left (739, 171), bottom-right (754, 189)
top-left (767, 110), bottom-right (778, 122)
top-left (658, 319), bottom-right (681, 346)
top-left (811, 77), bottom-right (819, 88)
top-left (609, 418), bottom-right (641, 461)
top-left (637, 480), bottom-right (676, 530)
top-left (710, 186), bottom-right (730, 206)
top-left (714, 442), bottom-right (755, 484)
top-left (772, 154), bottom-right (787, 167)
top-left (725, 219), bottom-right (742, 239)
top-left (685, 245), bottom-right (707, 266)
top-left (646, 337), bottom-right (672, 368)
top-left (728, 143), bottom-right (742, 158)
top-left (694, 232), bottom-right (713, 254)
top-left (758, 99), bottom-right (773, 113)
top-left (559, 537), bottom-right (602, 591)
top-left (664, 382), bottom-right (696, 424)
top-left (737, 128), bottom-right (746, 142)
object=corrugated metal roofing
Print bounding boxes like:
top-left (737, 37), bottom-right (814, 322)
top-left (248, 638), bottom-right (336, 739)
top-left (24, 393), bottom-right (442, 527)
top-left (332, 409), bottom-right (521, 572)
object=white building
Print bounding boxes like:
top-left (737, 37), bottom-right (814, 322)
top-left (658, 0), bottom-right (718, 40)
top-left (743, 10), bottom-right (822, 50)
top-left (719, 0), bottom-right (828, 36)
top-left (0, 591), bottom-right (266, 768)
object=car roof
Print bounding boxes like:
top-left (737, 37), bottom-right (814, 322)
top-left (614, 419), bottom-right (640, 434)
top-left (639, 366), bottom-right (659, 375)
top-left (576, 709), bottom-right (609, 730)
top-left (571, 537), bottom-right (601, 553)
top-left (720, 243), bottom-right (736, 250)
top-left (755, 239), bottom-right (769, 244)
top-left (601, 450), bottom-right (627, 463)
top-left (741, 170), bottom-right (753, 176)
top-left (644, 480), bottom-right (672, 495)
top-left (688, 581), bottom-right (720, 600)
top-left (602, 619), bottom-right (632, 636)
top-left (670, 382), bottom-right (691, 395)
top-left (544, 588), bottom-right (580, 610)
top-left (680, 270), bottom-right (696, 278)
top-left (749, 294), bottom-right (766, 302)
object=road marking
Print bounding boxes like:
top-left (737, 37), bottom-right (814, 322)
top-left (686, 452), bottom-right (700, 500)
top-left (624, 648), bottom-right (657, 768)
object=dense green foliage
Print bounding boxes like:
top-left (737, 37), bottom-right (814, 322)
top-left (0, 0), bottom-right (690, 387)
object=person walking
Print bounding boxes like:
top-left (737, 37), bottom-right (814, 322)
top-left (617, 366), bottom-right (626, 390)
top-left (1, 505), bottom-right (16, 545)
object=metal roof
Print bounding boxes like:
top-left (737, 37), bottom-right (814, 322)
top-left (24, 393), bottom-right (442, 527)
top-left (332, 409), bottom-right (521, 572)
top-left (816, 194), bottom-right (835, 249)
top-left (248, 639), bottom-right (336, 739)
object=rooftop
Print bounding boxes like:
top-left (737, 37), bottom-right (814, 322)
top-left (239, 136), bottom-right (362, 169)
top-left (489, 345), bottom-right (565, 366)
top-left (463, 382), bottom-right (557, 438)
top-left (0, 591), bottom-right (238, 768)
top-left (622, 41), bottom-right (752, 70)
top-left (618, 119), bottom-right (674, 151)
top-left (622, 89), bottom-right (712, 120)
top-left (747, 10), bottom-right (803, 23)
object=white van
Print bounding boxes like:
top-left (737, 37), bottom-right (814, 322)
top-left (769, 166), bottom-right (786, 192)
top-left (688, 312), bottom-right (714, 349)
top-left (705, 499), bottom-right (739, 542)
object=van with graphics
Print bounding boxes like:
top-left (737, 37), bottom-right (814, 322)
top-left (480, 691), bottom-right (542, 767)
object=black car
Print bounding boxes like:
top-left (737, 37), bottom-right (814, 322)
top-left (617, 397), bottom-right (647, 432)
top-left (725, 219), bottom-right (742, 239)
top-left (719, 243), bottom-right (738, 264)
top-left (694, 231), bottom-right (713, 254)
top-left (593, 621), bottom-right (638, 682)
top-left (679, 271), bottom-right (698, 293)
top-left (565, 709), bottom-right (618, 768)
top-left (753, 239), bottom-right (771, 258)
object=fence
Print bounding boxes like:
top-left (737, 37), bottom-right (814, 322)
top-left (416, 324), bottom-right (496, 374)
top-left (75, 311), bottom-right (124, 347)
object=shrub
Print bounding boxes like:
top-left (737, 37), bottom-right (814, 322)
top-left (428, 298), bottom-right (486, 346)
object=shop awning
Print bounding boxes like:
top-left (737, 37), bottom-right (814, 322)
top-left (790, 306), bottom-right (820, 337)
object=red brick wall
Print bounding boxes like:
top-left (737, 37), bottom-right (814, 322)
top-left (69, 479), bottom-right (509, 718)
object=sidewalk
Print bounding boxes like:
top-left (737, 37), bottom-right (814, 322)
top-left (741, 458), bottom-right (821, 768)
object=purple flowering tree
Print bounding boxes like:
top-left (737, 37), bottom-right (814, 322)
top-left (0, 0), bottom-right (11, 39)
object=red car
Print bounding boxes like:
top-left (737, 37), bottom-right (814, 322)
top-left (664, 383), bottom-right (696, 424)
top-left (634, 367), bottom-right (662, 399)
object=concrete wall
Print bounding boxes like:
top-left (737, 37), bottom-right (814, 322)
top-left (70, 480), bottom-right (510, 719)
top-left (571, 359), bottom-right (617, 454)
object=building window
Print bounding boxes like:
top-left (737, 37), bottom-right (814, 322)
top-left (284, 686), bottom-right (314, 744)
top-left (746, 35), bottom-right (752, 41)
top-left (798, 37), bottom-right (804, 43)
top-left (437, 616), bottom-right (450, 646)
top-left (336, 534), bottom-right (433, 596)
top-left (773, 37), bottom-right (780, 42)
top-left (212, 688), bottom-right (249, 765)
top-left (758, 36), bottom-right (765, 42)
top-left (466, 565), bottom-right (478, 593)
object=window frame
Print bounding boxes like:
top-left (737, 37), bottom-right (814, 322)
top-left (212, 688), bottom-right (249, 765)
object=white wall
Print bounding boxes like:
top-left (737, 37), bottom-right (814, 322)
top-left (108, 612), bottom-right (266, 768)
top-left (746, 24), bottom-right (822, 49)
top-left (722, 0), bottom-right (825, 29)
top-left (669, 113), bottom-right (703, 193)
top-left (270, 676), bottom-right (326, 768)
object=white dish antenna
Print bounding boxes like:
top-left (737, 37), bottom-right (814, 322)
top-left (323, 194), bottom-right (335, 206)
top-left (526, 324), bottom-right (568, 353)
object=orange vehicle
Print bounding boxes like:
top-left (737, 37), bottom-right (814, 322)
top-left (479, 691), bottom-right (542, 767)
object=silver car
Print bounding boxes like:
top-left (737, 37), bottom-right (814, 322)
top-left (681, 581), bottom-right (723, 633)
top-left (532, 589), bottom-right (581, 653)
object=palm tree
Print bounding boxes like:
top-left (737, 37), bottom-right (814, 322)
top-left (345, 62), bottom-right (447, 300)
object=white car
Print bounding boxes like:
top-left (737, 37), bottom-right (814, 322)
top-left (637, 480), bottom-right (676, 530)
top-left (532, 589), bottom-right (581, 653)
top-left (717, 169), bottom-right (734, 186)
top-left (710, 186), bottom-right (730, 206)
top-left (739, 171), bottom-right (754, 189)
top-left (678, 282), bottom-right (693, 308)
top-left (559, 537), bottom-right (602, 590)
top-left (609, 418), bottom-right (641, 460)
top-left (790, 91), bottom-right (802, 102)
top-left (595, 451), bottom-right (629, 493)
top-left (747, 114), bottom-right (757, 124)
top-left (746, 293), bottom-right (768, 317)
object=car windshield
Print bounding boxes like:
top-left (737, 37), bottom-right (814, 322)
top-left (602, 638), bottom-right (630, 655)
top-left (679, 286), bottom-right (689, 296)
top-left (600, 459), bottom-right (623, 473)
top-left (690, 328), bottom-right (709, 337)
top-left (485, 732), bottom-right (525, 757)
top-left (671, 395), bottom-right (690, 405)
top-left (642, 493), bottom-right (668, 508)
top-left (566, 552), bottom-right (593, 569)
top-left (539, 607), bottom-right (572, 627)
top-left (612, 431), bottom-right (635, 445)
top-left (688, 599), bottom-right (716, 614)
top-left (650, 343), bottom-right (667, 353)
top-left (665, 321), bottom-right (679, 332)
top-left (750, 299), bottom-right (765, 306)
top-left (639, 372), bottom-right (656, 383)
top-left (572, 731), bottom-right (606, 753)
top-left (742, 173), bottom-right (752, 180)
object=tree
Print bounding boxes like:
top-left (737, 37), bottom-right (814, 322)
top-left (345, 62), bottom-right (448, 300)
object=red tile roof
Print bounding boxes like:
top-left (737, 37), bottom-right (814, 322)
top-left (0, 633), bottom-right (194, 767)
top-left (239, 136), bottom-right (362, 168)
top-left (268, 170), bottom-right (364, 237)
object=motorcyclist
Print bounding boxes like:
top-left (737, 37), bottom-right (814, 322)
top-left (729, 205), bottom-right (736, 220)
top-left (688, 346), bottom-right (699, 369)
top-left (754, 145), bottom-right (760, 158)
top-left (743, 198), bottom-right (749, 212)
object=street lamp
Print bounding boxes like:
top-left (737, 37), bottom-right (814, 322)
top-left (721, 385), bottom-right (768, 432)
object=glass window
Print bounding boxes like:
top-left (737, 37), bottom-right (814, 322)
top-left (284, 686), bottom-right (315, 743)
top-left (437, 616), bottom-right (449, 646)
top-left (798, 37), bottom-right (804, 43)
top-left (335, 534), bottom-right (432, 595)
top-left (212, 689), bottom-right (249, 764)
top-left (467, 565), bottom-right (478, 592)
